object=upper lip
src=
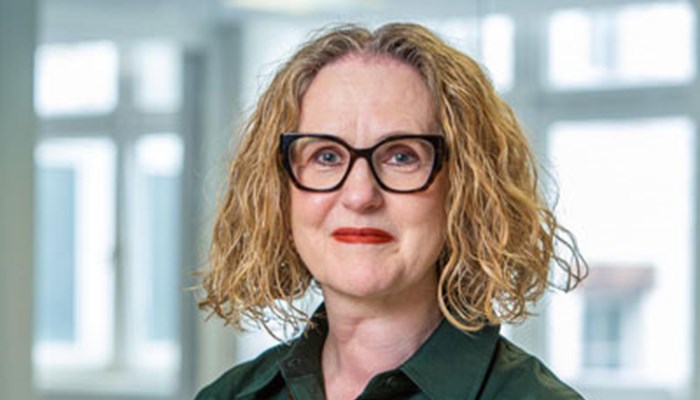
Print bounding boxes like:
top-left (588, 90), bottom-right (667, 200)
top-left (331, 227), bottom-right (394, 239)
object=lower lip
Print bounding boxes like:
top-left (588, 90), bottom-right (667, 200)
top-left (333, 235), bottom-right (394, 244)
top-left (332, 229), bottom-right (394, 244)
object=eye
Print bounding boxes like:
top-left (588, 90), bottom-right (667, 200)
top-left (313, 147), bottom-right (344, 166)
top-left (388, 151), bottom-right (417, 164)
top-left (383, 146), bottom-right (419, 166)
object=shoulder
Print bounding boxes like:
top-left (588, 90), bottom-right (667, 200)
top-left (194, 343), bottom-right (290, 400)
top-left (480, 337), bottom-right (584, 400)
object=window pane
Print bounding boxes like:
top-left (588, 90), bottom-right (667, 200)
top-left (548, 2), bottom-right (695, 89)
top-left (617, 4), bottom-right (695, 83)
top-left (427, 15), bottom-right (514, 92)
top-left (428, 18), bottom-right (477, 53)
top-left (146, 174), bottom-right (180, 341)
top-left (128, 133), bottom-right (183, 370)
top-left (33, 138), bottom-right (116, 369)
top-left (35, 167), bottom-right (77, 342)
top-left (35, 42), bottom-right (118, 116)
top-left (547, 118), bottom-right (694, 391)
top-left (132, 41), bottom-right (182, 112)
top-left (482, 15), bottom-right (514, 91)
top-left (584, 296), bottom-right (624, 368)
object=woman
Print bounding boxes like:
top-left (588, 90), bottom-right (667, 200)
top-left (197, 22), bottom-right (586, 400)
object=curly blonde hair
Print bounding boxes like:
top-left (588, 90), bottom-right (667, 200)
top-left (200, 22), bottom-right (586, 333)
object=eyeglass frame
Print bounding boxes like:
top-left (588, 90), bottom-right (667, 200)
top-left (279, 133), bottom-right (447, 193)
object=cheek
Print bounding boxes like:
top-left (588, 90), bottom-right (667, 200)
top-left (432, 174), bottom-right (449, 222)
top-left (416, 173), bottom-right (448, 219)
top-left (400, 204), bottom-right (446, 249)
top-left (289, 188), bottom-right (333, 236)
top-left (289, 188), bottom-right (338, 281)
top-left (399, 175), bottom-right (448, 246)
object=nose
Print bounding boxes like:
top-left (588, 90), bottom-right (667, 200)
top-left (339, 158), bottom-right (384, 212)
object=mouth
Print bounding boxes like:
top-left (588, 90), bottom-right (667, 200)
top-left (331, 227), bottom-right (395, 244)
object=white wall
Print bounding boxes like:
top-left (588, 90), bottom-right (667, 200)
top-left (0, 0), bottom-right (38, 399)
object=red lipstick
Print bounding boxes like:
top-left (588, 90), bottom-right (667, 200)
top-left (331, 227), bottom-right (394, 244)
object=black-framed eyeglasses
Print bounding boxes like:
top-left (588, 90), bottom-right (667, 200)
top-left (279, 133), bottom-right (447, 193)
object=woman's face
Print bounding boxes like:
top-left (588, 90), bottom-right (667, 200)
top-left (290, 55), bottom-right (448, 303)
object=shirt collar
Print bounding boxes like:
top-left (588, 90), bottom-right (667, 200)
top-left (278, 304), bottom-right (501, 400)
top-left (277, 306), bottom-right (328, 396)
top-left (399, 318), bottom-right (501, 400)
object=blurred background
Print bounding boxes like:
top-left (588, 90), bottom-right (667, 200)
top-left (0, 0), bottom-right (698, 399)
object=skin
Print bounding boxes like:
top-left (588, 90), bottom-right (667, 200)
top-left (290, 54), bottom-right (449, 399)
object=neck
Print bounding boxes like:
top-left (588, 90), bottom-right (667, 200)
top-left (320, 283), bottom-right (442, 399)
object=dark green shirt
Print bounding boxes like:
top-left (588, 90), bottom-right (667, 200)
top-left (195, 308), bottom-right (583, 400)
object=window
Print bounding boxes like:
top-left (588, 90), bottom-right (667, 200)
top-left (33, 40), bottom-right (186, 395)
top-left (581, 265), bottom-right (654, 370)
top-left (547, 118), bottom-right (695, 391)
top-left (132, 41), bottom-right (183, 112)
top-left (548, 2), bottom-right (695, 89)
top-left (34, 138), bottom-right (116, 369)
top-left (126, 134), bottom-right (183, 372)
top-left (35, 41), bottom-right (118, 116)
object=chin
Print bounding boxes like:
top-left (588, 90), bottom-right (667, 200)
top-left (317, 263), bottom-right (403, 299)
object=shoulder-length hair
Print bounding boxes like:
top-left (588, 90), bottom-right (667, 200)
top-left (199, 22), bottom-right (586, 333)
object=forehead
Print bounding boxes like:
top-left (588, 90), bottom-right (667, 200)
top-left (298, 54), bottom-right (436, 140)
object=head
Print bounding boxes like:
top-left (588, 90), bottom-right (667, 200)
top-left (201, 22), bottom-right (586, 332)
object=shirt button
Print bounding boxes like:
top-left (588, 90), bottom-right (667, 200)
top-left (286, 358), bottom-right (303, 369)
top-left (384, 375), bottom-right (402, 388)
